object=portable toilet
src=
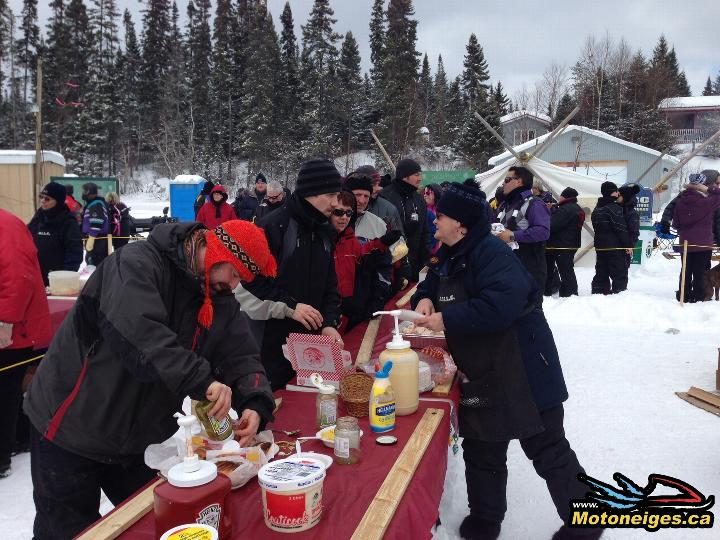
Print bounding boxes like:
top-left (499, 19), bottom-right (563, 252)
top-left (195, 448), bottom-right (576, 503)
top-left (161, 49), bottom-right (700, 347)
top-left (170, 175), bottom-right (206, 221)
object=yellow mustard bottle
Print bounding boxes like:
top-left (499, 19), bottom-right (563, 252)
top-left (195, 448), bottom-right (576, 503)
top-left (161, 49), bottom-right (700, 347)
top-left (369, 361), bottom-right (395, 432)
top-left (376, 311), bottom-right (419, 416)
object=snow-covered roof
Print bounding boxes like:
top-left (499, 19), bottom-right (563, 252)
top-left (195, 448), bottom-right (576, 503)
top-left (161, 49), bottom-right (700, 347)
top-left (488, 124), bottom-right (681, 166)
top-left (0, 150), bottom-right (65, 167)
top-left (499, 110), bottom-right (552, 125)
top-left (171, 174), bottom-right (206, 184)
top-left (658, 96), bottom-right (720, 110)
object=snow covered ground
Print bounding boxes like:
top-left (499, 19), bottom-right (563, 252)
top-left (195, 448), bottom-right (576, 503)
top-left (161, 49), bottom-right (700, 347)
top-left (2, 164), bottom-right (720, 538)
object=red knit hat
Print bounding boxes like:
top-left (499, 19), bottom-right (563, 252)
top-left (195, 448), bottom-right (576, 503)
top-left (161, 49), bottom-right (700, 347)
top-left (198, 220), bottom-right (277, 328)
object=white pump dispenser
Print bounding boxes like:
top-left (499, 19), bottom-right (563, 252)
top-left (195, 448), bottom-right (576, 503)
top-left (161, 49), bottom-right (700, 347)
top-left (372, 310), bottom-right (421, 350)
top-left (168, 412), bottom-right (218, 488)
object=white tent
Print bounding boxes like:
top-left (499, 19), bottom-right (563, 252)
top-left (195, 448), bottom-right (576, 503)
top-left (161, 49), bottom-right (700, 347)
top-left (474, 156), bottom-right (608, 267)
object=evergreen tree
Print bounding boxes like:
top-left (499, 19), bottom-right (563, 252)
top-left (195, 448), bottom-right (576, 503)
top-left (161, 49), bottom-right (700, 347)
top-left (455, 93), bottom-right (501, 172)
top-left (116, 9), bottom-right (142, 184)
top-left (185, 0), bottom-right (212, 155)
top-left (417, 53), bottom-right (433, 130)
top-left (445, 76), bottom-right (463, 146)
top-left (460, 33), bottom-right (490, 111)
top-left (16, 0), bottom-right (40, 106)
top-left (239, 2), bottom-right (280, 175)
top-left (492, 81), bottom-right (510, 116)
top-left (276, 1), bottom-right (302, 180)
top-left (367, 0), bottom-right (385, 128)
top-left (0, 0), bottom-right (10, 146)
top-left (714, 72), bottom-right (720, 95)
top-left (336, 31), bottom-right (364, 166)
top-left (378, 0), bottom-right (419, 157)
top-left (299, 0), bottom-right (341, 157)
top-left (553, 93), bottom-right (575, 127)
top-left (432, 55), bottom-right (449, 146)
top-left (702, 77), bottom-right (714, 96)
top-left (41, 0), bottom-right (70, 152)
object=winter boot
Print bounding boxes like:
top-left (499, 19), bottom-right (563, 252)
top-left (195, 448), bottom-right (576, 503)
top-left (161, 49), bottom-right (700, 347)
top-left (0, 465), bottom-right (11, 479)
top-left (459, 515), bottom-right (501, 540)
top-left (552, 525), bottom-right (603, 540)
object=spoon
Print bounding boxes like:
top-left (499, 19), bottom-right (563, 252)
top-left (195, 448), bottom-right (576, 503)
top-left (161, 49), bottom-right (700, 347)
top-left (270, 428), bottom-right (301, 437)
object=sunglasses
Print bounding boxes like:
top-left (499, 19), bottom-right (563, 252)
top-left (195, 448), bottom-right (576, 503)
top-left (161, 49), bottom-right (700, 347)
top-left (503, 176), bottom-right (520, 184)
top-left (332, 209), bottom-right (353, 217)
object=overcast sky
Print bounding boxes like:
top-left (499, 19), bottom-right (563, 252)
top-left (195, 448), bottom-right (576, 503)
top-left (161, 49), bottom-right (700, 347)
top-left (9, 0), bottom-right (720, 98)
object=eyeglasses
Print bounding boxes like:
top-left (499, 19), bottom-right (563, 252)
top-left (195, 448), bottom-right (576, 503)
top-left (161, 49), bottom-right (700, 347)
top-left (332, 209), bottom-right (353, 217)
top-left (266, 194), bottom-right (283, 202)
top-left (503, 176), bottom-right (520, 184)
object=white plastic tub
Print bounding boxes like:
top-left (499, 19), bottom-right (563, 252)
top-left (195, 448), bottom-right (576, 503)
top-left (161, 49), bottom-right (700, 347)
top-left (48, 270), bottom-right (80, 296)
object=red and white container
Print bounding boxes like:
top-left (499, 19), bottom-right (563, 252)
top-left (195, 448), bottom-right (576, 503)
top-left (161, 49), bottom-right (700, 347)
top-left (257, 457), bottom-right (326, 533)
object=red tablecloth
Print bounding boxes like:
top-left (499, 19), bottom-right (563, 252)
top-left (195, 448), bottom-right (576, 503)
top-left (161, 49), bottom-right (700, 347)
top-left (112, 390), bottom-right (451, 540)
top-left (37, 297), bottom-right (76, 349)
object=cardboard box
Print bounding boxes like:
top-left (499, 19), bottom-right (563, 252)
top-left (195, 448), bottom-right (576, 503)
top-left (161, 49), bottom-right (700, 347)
top-left (283, 333), bottom-right (353, 390)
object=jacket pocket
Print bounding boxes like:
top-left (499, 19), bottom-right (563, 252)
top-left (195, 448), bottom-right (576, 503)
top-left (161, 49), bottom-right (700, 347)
top-left (460, 371), bottom-right (503, 409)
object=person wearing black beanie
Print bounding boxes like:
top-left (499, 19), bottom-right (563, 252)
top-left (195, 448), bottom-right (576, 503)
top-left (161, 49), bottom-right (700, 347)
top-left (591, 180), bottom-right (631, 294)
top-left (546, 187), bottom-right (585, 297)
top-left (28, 183), bottom-right (83, 285)
top-left (379, 159), bottom-right (429, 282)
top-left (410, 184), bottom-right (594, 540)
top-left (242, 159), bottom-right (343, 390)
top-left (600, 181), bottom-right (618, 198)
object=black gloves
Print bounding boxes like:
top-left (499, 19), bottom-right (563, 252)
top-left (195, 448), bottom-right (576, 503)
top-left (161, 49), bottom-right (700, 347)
top-left (380, 230), bottom-right (402, 246)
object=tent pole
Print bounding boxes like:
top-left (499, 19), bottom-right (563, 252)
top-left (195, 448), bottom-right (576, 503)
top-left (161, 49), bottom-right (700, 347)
top-left (653, 128), bottom-right (720, 193)
top-left (369, 129), bottom-right (396, 174)
top-left (533, 105), bottom-right (581, 159)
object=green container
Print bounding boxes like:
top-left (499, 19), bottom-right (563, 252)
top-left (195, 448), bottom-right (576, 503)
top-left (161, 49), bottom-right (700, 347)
top-left (50, 176), bottom-right (119, 199)
top-left (420, 170), bottom-right (476, 187)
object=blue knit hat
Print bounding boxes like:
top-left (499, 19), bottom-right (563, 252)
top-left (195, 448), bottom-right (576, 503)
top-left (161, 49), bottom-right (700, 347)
top-left (436, 182), bottom-right (488, 227)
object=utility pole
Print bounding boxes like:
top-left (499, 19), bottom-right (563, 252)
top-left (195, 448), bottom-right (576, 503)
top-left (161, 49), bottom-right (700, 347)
top-left (34, 57), bottom-right (43, 189)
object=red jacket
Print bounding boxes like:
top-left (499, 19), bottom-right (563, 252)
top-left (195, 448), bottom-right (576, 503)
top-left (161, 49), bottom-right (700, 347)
top-left (333, 226), bottom-right (387, 297)
top-left (0, 209), bottom-right (51, 350)
top-left (65, 194), bottom-right (83, 223)
top-left (196, 185), bottom-right (238, 229)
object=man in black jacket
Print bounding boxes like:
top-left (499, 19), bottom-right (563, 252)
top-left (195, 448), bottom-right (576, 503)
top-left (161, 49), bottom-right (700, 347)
top-left (194, 180), bottom-right (214, 218)
top-left (591, 182), bottom-right (631, 294)
top-left (240, 159), bottom-right (343, 390)
top-left (234, 173), bottom-right (268, 220)
top-left (618, 183), bottom-right (641, 269)
top-left (546, 188), bottom-right (585, 297)
top-left (24, 221), bottom-right (276, 539)
top-left (379, 158), bottom-right (430, 282)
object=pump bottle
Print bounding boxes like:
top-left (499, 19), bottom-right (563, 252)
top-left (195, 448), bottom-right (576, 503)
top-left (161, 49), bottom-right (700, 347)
top-left (374, 310), bottom-right (419, 416)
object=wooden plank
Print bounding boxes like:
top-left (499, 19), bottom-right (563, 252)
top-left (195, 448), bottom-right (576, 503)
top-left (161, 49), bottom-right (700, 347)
top-left (676, 392), bottom-right (720, 417)
top-left (431, 372), bottom-right (457, 397)
top-left (350, 408), bottom-right (445, 540)
top-left (355, 317), bottom-right (381, 368)
top-left (687, 386), bottom-right (720, 408)
top-left (76, 477), bottom-right (164, 540)
top-left (395, 285), bottom-right (418, 308)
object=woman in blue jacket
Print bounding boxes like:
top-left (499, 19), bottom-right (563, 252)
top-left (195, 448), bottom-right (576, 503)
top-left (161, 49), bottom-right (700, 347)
top-left (412, 183), bottom-right (599, 540)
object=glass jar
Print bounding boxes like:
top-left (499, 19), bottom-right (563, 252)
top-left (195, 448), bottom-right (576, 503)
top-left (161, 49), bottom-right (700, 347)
top-left (334, 416), bottom-right (361, 465)
top-left (316, 387), bottom-right (338, 429)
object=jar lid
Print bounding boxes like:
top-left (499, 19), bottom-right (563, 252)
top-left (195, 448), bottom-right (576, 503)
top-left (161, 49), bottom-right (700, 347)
top-left (376, 435), bottom-right (398, 446)
top-left (160, 524), bottom-right (218, 540)
top-left (258, 457), bottom-right (326, 492)
top-left (168, 457), bottom-right (218, 488)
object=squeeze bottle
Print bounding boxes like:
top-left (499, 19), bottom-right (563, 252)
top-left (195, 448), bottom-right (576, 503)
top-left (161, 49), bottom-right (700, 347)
top-left (374, 310), bottom-right (419, 416)
top-left (154, 413), bottom-right (233, 539)
top-left (369, 361), bottom-right (396, 432)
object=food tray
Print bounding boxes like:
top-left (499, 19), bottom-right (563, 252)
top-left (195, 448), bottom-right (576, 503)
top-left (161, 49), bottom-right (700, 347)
top-left (398, 321), bottom-right (447, 350)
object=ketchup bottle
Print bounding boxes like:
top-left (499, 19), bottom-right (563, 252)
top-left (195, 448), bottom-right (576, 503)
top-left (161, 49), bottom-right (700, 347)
top-left (154, 414), bottom-right (232, 538)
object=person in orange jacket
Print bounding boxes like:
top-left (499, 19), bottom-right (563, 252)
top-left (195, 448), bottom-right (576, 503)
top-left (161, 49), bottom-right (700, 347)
top-left (196, 184), bottom-right (238, 229)
top-left (0, 208), bottom-right (51, 478)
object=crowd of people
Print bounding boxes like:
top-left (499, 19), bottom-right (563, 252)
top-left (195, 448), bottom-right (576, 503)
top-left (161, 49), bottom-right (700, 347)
top-left (2, 157), bottom-right (719, 540)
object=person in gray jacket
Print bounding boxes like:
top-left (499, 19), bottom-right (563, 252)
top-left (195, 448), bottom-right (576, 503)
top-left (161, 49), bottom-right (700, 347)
top-left (24, 220), bottom-right (276, 539)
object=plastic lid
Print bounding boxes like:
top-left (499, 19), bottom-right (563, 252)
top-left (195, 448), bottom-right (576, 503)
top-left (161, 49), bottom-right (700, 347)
top-left (160, 524), bottom-right (218, 540)
top-left (311, 373), bottom-right (336, 394)
top-left (168, 456), bottom-right (218, 487)
top-left (258, 457), bottom-right (326, 492)
top-left (375, 361), bottom-right (393, 379)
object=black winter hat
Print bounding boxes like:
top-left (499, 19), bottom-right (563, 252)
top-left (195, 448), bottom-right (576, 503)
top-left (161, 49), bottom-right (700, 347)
top-left (201, 180), bottom-right (214, 195)
top-left (618, 183), bottom-right (640, 201)
top-left (82, 182), bottom-right (99, 196)
top-left (701, 169), bottom-right (719, 186)
top-left (41, 182), bottom-right (67, 204)
top-left (395, 158), bottom-right (422, 181)
top-left (256, 172), bottom-right (267, 184)
top-left (296, 159), bottom-right (342, 198)
top-left (436, 182), bottom-right (488, 228)
top-left (600, 181), bottom-right (618, 197)
top-left (560, 187), bottom-right (578, 199)
top-left (345, 173), bottom-right (373, 194)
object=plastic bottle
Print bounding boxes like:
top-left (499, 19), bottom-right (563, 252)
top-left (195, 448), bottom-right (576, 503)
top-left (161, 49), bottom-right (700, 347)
top-left (194, 400), bottom-right (234, 441)
top-left (369, 361), bottom-right (396, 432)
top-left (154, 413), bottom-right (233, 539)
top-left (374, 310), bottom-right (419, 416)
top-left (311, 373), bottom-right (338, 429)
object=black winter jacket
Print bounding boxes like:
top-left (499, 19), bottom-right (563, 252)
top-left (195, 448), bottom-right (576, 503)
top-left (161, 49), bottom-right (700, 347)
top-left (27, 204), bottom-right (83, 285)
top-left (24, 222), bottom-right (274, 462)
top-left (591, 197), bottom-right (631, 249)
top-left (234, 189), bottom-right (264, 221)
top-left (379, 179), bottom-right (429, 281)
top-left (411, 223), bottom-right (568, 441)
top-left (623, 197), bottom-right (640, 247)
top-left (547, 198), bottom-right (585, 249)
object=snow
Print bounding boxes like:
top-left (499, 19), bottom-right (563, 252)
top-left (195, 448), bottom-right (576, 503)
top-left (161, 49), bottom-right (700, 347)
top-left (2, 178), bottom-right (720, 539)
top-left (659, 96), bottom-right (720, 110)
top-left (488, 125), bottom-right (682, 167)
top-left (0, 150), bottom-right (66, 167)
top-left (499, 109), bottom-right (552, 125)
top-left (171, 174), bottom-right (206, 184)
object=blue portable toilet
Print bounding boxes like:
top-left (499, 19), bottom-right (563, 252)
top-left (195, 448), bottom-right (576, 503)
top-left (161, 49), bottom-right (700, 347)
top-left (170, 175), bottom-right (206, 221)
